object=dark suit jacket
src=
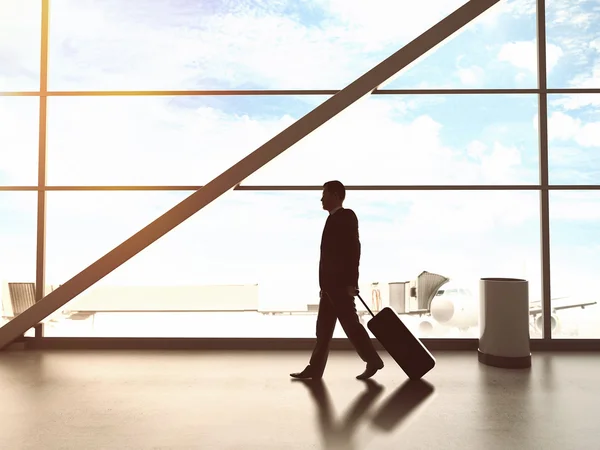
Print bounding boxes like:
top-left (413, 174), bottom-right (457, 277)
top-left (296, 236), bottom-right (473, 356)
top-left (319, 208), bottom-right (361, 290)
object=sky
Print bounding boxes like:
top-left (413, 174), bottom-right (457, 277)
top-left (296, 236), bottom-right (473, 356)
top-left (0, 0), bottom-right (599, 309)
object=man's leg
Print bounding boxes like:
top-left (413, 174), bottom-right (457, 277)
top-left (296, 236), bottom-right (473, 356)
top-left (290, 291), bottom-right (337, 379)
top-left (308, 294), bottom-right (337, 374)
top-left (324, 289), bottom-right (383, 379)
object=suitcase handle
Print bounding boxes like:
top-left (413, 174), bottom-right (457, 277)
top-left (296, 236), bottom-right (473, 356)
top-left (355, 291), bottom-right (375, 318)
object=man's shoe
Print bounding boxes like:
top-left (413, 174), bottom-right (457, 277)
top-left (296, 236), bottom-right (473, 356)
top-left (356, 360), bottom-right (384, 380)
top-left (290, 365), bottom-right (323, 380)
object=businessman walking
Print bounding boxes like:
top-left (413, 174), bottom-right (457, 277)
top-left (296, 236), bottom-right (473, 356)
top-left (290, 181), bottom-right (384, 380)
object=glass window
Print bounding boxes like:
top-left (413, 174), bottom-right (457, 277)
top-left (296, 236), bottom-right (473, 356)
top-left (0, 192), bottom-right (37, 332)
top-left (245, 94), bottom-right (540, 185)
top-left (548, 94), bottom-right (600, 185)
top-left (0, 97), bottom-right (39, 185)
top-left (45, 95), bottom-right (324, 186)
top-left (0, 1), bottom-right (41, 91)
top-left (386, 0), bottom-right (537, 89)
top-left (546, 0), bottom-right (600, 88)
top-left (47, 0), bottom-right (531, 90)
top-left (44, 189), bottom-right (542, 339)
top-left (549, 190), bottom-right (600, 338)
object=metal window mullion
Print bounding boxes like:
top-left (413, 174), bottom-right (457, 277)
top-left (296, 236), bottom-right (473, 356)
top-left (35, 0), bottom-right (50, 338)
top-left (537, 0), bottom-right (551, 340)
top-left (40, 184), bottom-right (545, 191)
top-left (5, 185), bottom-right (600, 191)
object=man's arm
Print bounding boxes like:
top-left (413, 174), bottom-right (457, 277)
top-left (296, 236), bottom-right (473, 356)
top-left (338, 209), bottom-right (361, 288)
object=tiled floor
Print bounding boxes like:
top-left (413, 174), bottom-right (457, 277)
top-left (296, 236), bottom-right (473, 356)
top-left (0, 349), bottom-right (598, 449)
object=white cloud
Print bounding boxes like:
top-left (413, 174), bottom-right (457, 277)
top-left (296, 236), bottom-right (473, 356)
top-left (545, 0), bottom-right (600, 91)
top-left (497, 40), bottom-right (564, 73)
top-left (551, 7), bottom-right (594, 28)
top-left (515, 72), bottom-right (529, 83)
top-left (45, 0), bottom-right (477, 90)
top-left (551, 191), bottom-right (600, 221)
top-left (457, 64), bottom-right (485, 86)
top-left (567, 62), bottom-right (600, 90)
top-left (465, 0), bottom-right (535, 29)
top-left (547, 111), bottom-right (600, 148)
top-left (467, 140), bottom-right (486, 159)
top-left (43, 96), bottom-right (298, 185)
top-left (479, 142), bottom-right (523, 183)
top-left (0, 97), bottom-right (39, 184)
top-left (0, 2), bottom-right (41, 90)
top-left (547, 111), bottom-right (582, 141)
top-left (318, 0), bottom-right (469, 46)
top-left (41, 0), bottom-right (539, 91)
top-left (545, 107), bottom-right (600, 184)
top-left (553, 62), bottom-right (600, 110)
top-left (578, 122), bottom-right (600, 147)
top-left (246, 97), bottom-right (533, 186)
top-left (17, 93), bottom-right (533, 190)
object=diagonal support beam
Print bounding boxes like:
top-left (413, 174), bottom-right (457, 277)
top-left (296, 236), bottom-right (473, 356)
top-left (0, 0), bottom-right (501, 349)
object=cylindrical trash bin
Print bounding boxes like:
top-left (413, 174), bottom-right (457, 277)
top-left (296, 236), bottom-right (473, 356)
top-left (478, 277), bottom-right (531, 368)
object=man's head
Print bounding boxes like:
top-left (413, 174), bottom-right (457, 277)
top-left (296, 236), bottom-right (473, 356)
top-left (321, 180), bottom-right (346, 212)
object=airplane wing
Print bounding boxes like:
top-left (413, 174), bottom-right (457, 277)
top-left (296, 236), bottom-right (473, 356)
top-left (529, 298), bottom-right (597, 316)
top-left (399, 309), bottom-right (431, 316)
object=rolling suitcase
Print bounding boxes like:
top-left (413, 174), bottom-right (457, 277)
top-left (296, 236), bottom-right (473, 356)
top-left (356, 291), bottom-right (436, 380)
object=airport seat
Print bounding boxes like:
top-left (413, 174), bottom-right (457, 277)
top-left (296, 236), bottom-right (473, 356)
top-left (5, 282), bottom-right (36, 318)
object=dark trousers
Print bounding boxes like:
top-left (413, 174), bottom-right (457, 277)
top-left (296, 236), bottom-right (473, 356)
top-left (309, 287), bottom-right (382, 374)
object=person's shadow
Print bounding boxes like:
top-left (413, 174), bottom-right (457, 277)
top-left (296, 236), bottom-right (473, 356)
top-left (293, 378), bottom-right (435, 449)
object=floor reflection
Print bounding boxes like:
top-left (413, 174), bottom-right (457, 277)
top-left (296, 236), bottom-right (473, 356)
top-left (294, 378), bottom-right (435, 449)
top-left (371, 379), bottom-right (436, 432)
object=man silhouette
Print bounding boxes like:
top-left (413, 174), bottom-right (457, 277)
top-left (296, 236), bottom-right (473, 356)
top-left (290, 180), bottom-right (384, 380)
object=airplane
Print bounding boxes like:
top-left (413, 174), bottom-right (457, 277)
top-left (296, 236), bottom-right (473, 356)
top-left (385, 271), bottom-right (598, 336)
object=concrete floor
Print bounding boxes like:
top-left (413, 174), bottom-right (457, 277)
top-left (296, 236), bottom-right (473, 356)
top-left (0, 350), bottom-right (598, 450)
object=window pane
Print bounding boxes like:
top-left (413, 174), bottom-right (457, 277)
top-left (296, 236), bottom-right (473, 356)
top-left (45, 191), bottom-right (187, 283)
top-left (387, 0), bottom-right (537, 89)
top-left (44, 190), bottom-right (542, 339)
top-left (0, 1), bottom-right (41, 91)
top-left (548, 94), bottom-right (600, 185)
top-left (546, 0), bottom-right (600, 88)
top-left (246, 94), bottom-right (540, 185)
top-left (0, 192), bottom-right (37, 335)
top-left (46, 95), bottom-right (321, 186)
top-left (0, 97), bottom-right (39, 185)
top-left (47, 0), bottom-right (531, 90)
top-left (550, 191), bottom-right (600, 338)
